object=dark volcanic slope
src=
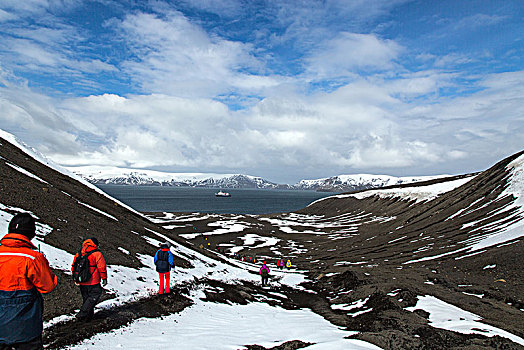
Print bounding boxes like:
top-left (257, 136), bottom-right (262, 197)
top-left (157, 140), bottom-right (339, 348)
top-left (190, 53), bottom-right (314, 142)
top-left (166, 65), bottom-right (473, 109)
top-left (0, 136), bottom-right (198, 320)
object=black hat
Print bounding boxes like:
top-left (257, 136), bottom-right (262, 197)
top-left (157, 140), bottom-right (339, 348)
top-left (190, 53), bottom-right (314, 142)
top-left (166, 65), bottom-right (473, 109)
top-left (89, 237), bottom-right (99, 246)
top-left (9, 213), bottom-right (36, 239)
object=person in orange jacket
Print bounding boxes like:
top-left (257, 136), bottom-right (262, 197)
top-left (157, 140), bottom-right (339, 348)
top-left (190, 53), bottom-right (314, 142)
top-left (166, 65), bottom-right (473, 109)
top-left (0, 213), bottom-right (58, 349)
top-left (71, 238), bottom-right (108, 321)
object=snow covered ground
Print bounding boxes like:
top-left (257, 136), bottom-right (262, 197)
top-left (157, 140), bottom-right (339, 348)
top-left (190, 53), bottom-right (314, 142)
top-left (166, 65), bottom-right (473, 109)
top-left (406, 295), bottom-right (524, 346)
top-left (67, 290), bottom-right (382, 350)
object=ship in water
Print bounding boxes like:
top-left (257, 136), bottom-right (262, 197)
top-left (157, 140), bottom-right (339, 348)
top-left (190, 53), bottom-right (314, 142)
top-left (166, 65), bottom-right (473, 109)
top-left (215, 190), bottom-right (231, 197)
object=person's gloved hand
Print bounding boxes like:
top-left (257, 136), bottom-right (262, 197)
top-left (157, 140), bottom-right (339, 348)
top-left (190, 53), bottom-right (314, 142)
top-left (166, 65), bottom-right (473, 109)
top-left (101, 279), bottom-right (107, 287)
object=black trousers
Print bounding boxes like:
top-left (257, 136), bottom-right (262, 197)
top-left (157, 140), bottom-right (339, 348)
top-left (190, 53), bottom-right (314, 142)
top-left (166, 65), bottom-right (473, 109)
top-left (78, 284), bottom-right (103, 320)
top-left (261, 275), bottom-right (269, 286)
top-left (0, 336), bottom-right (43, 350)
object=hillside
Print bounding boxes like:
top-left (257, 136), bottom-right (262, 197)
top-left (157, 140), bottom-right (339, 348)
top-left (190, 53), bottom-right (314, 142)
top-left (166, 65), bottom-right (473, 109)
top-left (1, 131), bottom-right (523, 349)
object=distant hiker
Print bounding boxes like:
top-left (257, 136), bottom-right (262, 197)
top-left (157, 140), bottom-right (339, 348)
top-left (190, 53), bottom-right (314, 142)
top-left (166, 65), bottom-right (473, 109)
top-left (286, 259), bottom-right (292, 269)
top-left (259, 261), bottom-right (270, 287)
top-left (71, 238), bottom-right (108, 321)
top-left (0, 213), bottom-right (58, 349)
top-left (278, 259), bottom-right (284, 270)
top-left (154, 242), bottom-right (174, 294)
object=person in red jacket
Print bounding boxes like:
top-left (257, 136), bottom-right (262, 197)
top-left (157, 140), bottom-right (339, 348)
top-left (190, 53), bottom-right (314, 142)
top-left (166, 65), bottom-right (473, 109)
top-left (0, 213), bottom-right (58, 349)
top-left (71, 238), bottom-right (108, 321)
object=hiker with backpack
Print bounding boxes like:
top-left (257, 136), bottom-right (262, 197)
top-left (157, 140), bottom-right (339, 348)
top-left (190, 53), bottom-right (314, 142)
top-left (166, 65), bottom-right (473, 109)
top-left (259, 261), bottom-right (270, 287)
top-left (154, 242), bottom-right (174, 294)
top-left (0, 213), bottom-right (58, 349)
top-left (71, 238), bottom-right (107, 321)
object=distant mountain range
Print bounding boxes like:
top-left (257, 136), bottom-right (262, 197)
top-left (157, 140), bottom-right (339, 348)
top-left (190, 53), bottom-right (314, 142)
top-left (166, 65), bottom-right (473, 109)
top-left (67, 165), bottom-right (447, 192)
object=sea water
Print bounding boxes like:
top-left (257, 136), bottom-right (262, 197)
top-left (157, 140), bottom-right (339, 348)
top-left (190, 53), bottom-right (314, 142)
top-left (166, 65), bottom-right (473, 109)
top-left (96, 185), bottom-right (335, 214)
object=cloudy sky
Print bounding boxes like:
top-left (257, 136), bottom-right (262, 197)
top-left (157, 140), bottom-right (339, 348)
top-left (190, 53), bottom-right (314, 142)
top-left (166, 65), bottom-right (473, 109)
top-left (0, 0), bottom-right (523, 184)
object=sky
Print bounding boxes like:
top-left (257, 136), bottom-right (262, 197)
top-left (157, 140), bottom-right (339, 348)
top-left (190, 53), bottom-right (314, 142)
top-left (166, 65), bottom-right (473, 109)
top-left (0, 0), bottom-right (523, 184)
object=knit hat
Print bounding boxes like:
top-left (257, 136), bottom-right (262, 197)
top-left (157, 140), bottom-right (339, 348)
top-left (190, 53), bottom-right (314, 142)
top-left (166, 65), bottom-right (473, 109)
top-left (9, 213), bottom-right (36, 239)
top-left (88, 237), bottom-right (99, 246)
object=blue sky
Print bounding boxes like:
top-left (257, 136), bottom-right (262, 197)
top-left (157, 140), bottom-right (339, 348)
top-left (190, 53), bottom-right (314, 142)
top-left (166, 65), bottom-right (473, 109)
top-left (0, 0), bottom-right (523, 183)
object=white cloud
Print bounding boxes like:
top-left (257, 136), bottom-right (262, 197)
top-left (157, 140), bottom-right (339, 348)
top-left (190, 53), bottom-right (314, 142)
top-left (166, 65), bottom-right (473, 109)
top-left (1, 68), bottom-right (524, 182)
top-left (117, 11), bottom-right (277, 97)
top-left (451, 14), bottom-right (506, 31)
top-left (304, 33), bottom-right (402, 78)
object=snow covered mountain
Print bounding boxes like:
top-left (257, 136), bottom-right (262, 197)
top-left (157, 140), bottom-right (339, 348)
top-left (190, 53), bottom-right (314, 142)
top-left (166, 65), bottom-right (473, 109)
top-left (68, 165), bottom-right (448, 192)
top-left (294, 174), bottom-right (449, 192)
top-left (67, 166), bottom-right (289, 189)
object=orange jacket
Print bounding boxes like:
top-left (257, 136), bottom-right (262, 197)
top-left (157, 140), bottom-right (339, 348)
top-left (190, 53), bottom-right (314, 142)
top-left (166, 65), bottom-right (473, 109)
top-left (0, 233), bottom-right (57, 293)
top-left (0, 233), bottom-right (58, 343)
top-left (71, 239), bottom-right (107, 285)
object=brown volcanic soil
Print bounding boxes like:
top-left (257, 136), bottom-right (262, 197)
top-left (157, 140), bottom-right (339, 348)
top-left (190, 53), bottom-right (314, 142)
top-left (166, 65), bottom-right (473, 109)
top-left (2, 136), bottom-right (524, 349)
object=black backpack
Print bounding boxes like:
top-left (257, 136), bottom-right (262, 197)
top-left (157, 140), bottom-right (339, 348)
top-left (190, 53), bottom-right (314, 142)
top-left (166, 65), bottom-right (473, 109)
top-left (155, 250), bottom-right (171, 273)
top-left (72, 249), bottom-right (97, 283)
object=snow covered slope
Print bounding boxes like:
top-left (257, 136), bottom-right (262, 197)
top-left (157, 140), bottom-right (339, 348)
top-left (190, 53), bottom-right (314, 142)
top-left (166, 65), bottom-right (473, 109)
top-left (295, 174), bottom-right (449, 192)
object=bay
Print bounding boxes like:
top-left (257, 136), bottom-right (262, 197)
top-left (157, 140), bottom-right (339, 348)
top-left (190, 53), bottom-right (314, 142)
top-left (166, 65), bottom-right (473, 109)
top-left (96, 185), bottom-right (336, 214)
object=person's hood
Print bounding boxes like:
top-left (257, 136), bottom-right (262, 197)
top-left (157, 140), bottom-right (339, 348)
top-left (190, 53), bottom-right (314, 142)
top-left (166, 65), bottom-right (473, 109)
top-left (0, 233), bottom-right (36, 249)
top-left (81, 238), bottom-right (98, 254)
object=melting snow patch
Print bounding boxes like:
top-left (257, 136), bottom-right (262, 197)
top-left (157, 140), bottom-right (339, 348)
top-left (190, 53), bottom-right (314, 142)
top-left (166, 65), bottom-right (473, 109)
top-left (483, 265), bottom-right (496, 269)
top-left (406, 295), bottom-right (524, 345)
top-left (462, 155), bottom-right (524, 252)
top-left (181, 220), bottom-right (250, 239)
top-left (77, 202), bottom-right (118, 221)
top-left (462, 292), bottom-right (484, 298)
top-left (118, 247), bottom-right (130, 255)
top-left (331, 296), bottom-right (370, 312)
top-left (6, 163), bottom-right (47, 183)
top-left (67, 297), bottom-right (382, 350)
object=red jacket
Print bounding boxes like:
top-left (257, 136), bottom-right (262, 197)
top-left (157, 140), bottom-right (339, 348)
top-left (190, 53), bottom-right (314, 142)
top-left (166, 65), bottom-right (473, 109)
top-left (71, 239), bottom-right (107, 285)
top-left (0, 233), bottom-right (58, 344)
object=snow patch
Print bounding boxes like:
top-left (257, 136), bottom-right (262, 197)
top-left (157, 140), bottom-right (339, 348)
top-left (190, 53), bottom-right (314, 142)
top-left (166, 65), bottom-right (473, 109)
top-left (406, 295), bottom-right (524, 345)
top-left (68, 294), bottom-right (381, 350)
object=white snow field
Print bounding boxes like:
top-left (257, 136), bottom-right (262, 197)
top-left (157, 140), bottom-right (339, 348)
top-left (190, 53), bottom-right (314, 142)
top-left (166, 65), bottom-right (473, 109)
top-left (67, 291), bottom-right (382, 350)
top-left (406, 295), bottom-right (524, 346)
